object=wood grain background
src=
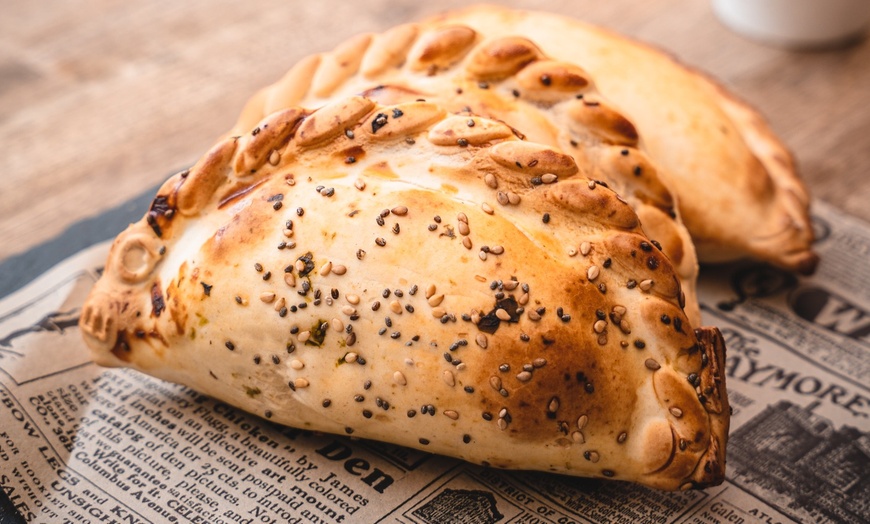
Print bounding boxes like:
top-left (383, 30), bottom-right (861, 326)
top-left (2, 0), bottom-right (868, 261)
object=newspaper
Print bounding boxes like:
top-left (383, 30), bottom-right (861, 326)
top-left (1, 200), bottom-right (868, 524)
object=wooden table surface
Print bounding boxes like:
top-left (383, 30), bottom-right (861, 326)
top-left (2, 0), bottom-right (869, 262)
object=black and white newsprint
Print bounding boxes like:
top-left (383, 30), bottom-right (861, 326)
top-left (1, 200), bottom-right (868, 524)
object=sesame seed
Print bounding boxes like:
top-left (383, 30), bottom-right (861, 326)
top-left (669, 407), bottom-right (683, 418)
top-left (458, 221), bottom-right (470, 236)
top-left (593, 320), bottom-right (607, 333)
top-left (462, 237), bottom-right (472, 249)
top-left (584, 451), bottom-right (600, 463)
top-left (548, 397), bottom-right (560, 412)
top-left (639, 279), bottom-right (654, 291)
top-left (391, 206), bottom-right (408, 216)
top-left (580, 242), bottom-right (592, 256)
top-left (577, 415), bottom-right (588, 430)
top-left (508, 192), bottom-right (520, 205)
top-left (516, 371), bottom-right (532, 382)
top-left (484, 173), bottom-right (498, 189)
top-left (443, 370), bottom-right (456, 387)
top-left (497, 419), bottom-right (507, 430)
top-left (542, 173), bottom-right (558, 184)
top-left (294, 378), bottom-right (309, 388)
top-left (495, 309), bottom-right (511, 321)
top-left (475, 333), bottom-right (488, 349)
top-left (572, 431), bottom-right (585, 443)
top-left (319, 261), bottom-right (332, 276)
top-left (481, 202), bottom-right (494, 215)
top-left (375, 237), bottom-right (386, 247)
top-left (496, 192), bottom-right (509, 205)
top-left (260, 292), bottom-right (276, 303)
top-left (443, 410), bottom-right (459, 420)
top-left (532, 358), bottom-right (547, 368)
top-left (587, 266), bottom-right (600, 281)
top-left (354, 178), bottom-right (365, 190)
top-left (394, 371), bottom-right (407, 385)
top-left (527, 310), bottom-right (541, 321)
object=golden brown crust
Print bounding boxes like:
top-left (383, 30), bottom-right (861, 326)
top-left (228, 11), bottom-right (703, 326)
top-left (238, 4), bottom-right (814, 275)
top-left (81, 98), bottom-right (727, 490)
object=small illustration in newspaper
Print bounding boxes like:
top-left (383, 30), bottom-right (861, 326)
top-left (728, 400), bottom-right (870, 524)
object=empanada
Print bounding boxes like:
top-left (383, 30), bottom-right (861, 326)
top-left (81, 98), bottom-right (729, 491)
top-left (234, 5), bottom-right (816, 275)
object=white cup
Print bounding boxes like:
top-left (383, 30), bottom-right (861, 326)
top-left (712, 0), bottom-right (870, 49)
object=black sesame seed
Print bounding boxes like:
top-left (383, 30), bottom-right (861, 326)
top-left (345, 428), bottom-right (353, 434)
top-left (385, 317), bottom-right (392, 327)
top-left (419, 438), bottom-right (429, 445)
top-left (394, 289), bottom-right (404, 297)
top-left (482, 412), bottom-right (493, 421)
top-left (405, 304), bottom-right (415, 313)
top-left (464, 386), bottom-right (475, 393)
top-left (407, 410), bottom-right (416, 418)
top-left (596, 309), bottom-right (606, 320)
top-left (253, 355), bottom-right (261, 365)
top-left (457, 138), bottom-right (469, 147)
top-left (428, 224), bottom-right (437, 231)
top-left (478, 81), bottom-right (489, 89)
top-left (620, 149), bottom-right (629, 156)
top-left (363, 410), bottom-right (372, 419)
top-left (542, 213), bottom-right (550, 224)
top-left (345, 156), bottom-right (356, 164)
top-left (634, 340), bottom-right (646, 349)
top-left (640, 241), bottom-right (652, 252)
top-left (354, 394), bottom-right (364, 402)
top-left (375, 237), bottom-right (386, 246)
top-left (392, 108), bottom-right (404, 118)
top-left (647, 257), bottom-right (660, 270)
top-left (627, 280), bottom-right (637, 289)
top-left (512, 89), bottom-right (520, 97)
top-left (531, 176), bottom-right (543, 186)
top-left (661, 314), bottom-right (671, 325)
top-left (540, 74), bottom-right (552, 86)
top-left (345, 129), bottom-right (354, 139)
top-left (262, 271), bottom-right (272, 281)
top-left (296, 207), bottom-right (304, 216)
top-left (603, 258), bottom-right (612, 268)
top-left (273, 201), bottom-right (283, 210)
top-left (378, 327), bottom-right (387, 335)
top-left (364, 380), bottom-right (371, 390)
top-left (225, 341), bottom-right (235, 351)
top-left (254, 263), bottom-right (263, 272)
top-left (585, 382), bottom-right (594, 393)
top-left (322, 399), bottom-right (331, 407)
top-left (371, 301), bottom-right (381, 311)
top-left (271, 355), bottom-right (280, 365)
top-left (434, 216), bottom-right (441, 223)
top-left (463, 434), bottom-right (471, 443)
top-left (390, 331), bottom-right (400, 339)
top-left (409, 284), bottom-right (418, 295)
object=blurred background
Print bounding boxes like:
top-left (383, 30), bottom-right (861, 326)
top-left (1, 0), bottom-right (868, 261)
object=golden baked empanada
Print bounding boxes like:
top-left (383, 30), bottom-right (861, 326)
top-left (234, 5), bottom-right (816, 276)
top-left (81, 99), bottom-right (728, 491)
